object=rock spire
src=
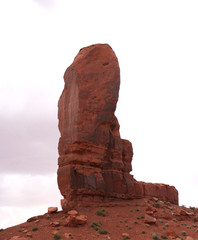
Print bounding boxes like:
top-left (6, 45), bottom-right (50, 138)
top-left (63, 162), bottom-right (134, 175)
top-left (57, 44), bottom-right (178, 209)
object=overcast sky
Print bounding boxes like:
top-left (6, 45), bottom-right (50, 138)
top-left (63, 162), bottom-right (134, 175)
top-left (0, 0), bottom-right (198, 229)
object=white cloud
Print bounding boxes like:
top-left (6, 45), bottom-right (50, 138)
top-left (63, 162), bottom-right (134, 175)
top-left (0, 173), bottom-right (62, 228)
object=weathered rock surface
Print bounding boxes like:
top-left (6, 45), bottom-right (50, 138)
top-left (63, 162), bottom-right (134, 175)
top-left (57, 44), bottom-right (178, 209)
top-left (144, 214), bottom-right (157, 224)
top-left (64, 214), bottom-right (87, 227)
top-left (48, 207), bottom-right (58, 214)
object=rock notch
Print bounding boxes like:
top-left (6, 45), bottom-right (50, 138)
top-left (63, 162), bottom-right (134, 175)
top-left (57, 44), bottom-right (178, 209)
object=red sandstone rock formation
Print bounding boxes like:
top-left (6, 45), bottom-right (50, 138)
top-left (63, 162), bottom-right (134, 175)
top-left (57, 44), bottom-right (178, 209)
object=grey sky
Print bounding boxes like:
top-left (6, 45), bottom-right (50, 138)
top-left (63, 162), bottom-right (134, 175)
top-left (0, 94), bottom-right (59, 174)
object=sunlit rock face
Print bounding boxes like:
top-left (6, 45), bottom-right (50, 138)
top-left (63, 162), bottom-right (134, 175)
top-left (57, 44), bottom-right (178, 209)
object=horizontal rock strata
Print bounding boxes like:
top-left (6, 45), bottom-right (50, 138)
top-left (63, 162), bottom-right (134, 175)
top-left (57, 44), bottom-right (178, 209)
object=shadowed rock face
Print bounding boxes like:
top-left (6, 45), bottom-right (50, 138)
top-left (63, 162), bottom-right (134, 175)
top-left (57, 44), bottom-right (178, 209)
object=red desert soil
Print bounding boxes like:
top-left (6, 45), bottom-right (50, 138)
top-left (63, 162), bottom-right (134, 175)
top-left (1, 198), bottom-right (198, 240)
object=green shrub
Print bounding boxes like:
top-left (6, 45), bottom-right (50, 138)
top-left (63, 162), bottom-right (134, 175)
top-left (96, 208), bottom-right (106, 216)
top-left (98, 229), bottom-right (108, 234)
top-left (161, 234), bottom-right (168, 239)
top-left (154, 202), bottom-right (161, 208)
top-left (152, 232), bottom-right (160, 240)
top-left (90, 222), bottom-right (97, 227)
top-left (18, 229), bottom-right (22, 232)
top-left (90, 221), bottom-right (108, 235)
top-left (141, 230), bottom-right (146, 234)
top-left (54, 233), bottom-right (61, 239)
top-left (181, 231), bottom-right (187, 236)
top-left (32, 226), bottom-right (38, 231)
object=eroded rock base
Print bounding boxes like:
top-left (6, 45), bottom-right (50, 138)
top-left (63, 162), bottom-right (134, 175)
top-left (57, 44), bottom-right (178, 210)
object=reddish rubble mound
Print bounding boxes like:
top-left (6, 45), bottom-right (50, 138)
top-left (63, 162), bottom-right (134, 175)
top-left (57, 44), bottom-right (178, 210)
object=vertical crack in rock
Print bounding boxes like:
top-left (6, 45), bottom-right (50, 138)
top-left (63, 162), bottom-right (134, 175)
top-left (57, 44), bottom-right (178, 210)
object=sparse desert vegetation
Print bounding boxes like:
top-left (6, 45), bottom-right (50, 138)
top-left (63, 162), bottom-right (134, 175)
top-left (1, 197), bottom-right (198, 240)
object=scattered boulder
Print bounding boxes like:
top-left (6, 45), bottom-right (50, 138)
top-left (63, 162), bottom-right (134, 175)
top-left (152, 197), bottom-right (159, 202)
top-left (68, 210), bottom-right (78, 216)
top-left (64, 215), bottom-right (76, 227)
top-left (179, 209), bottom-right (194, 216)
top-left (50, 221), bottom-right (60, 227)
top-left (144, 214), bottom-right (156, 224)
top-left (48, 207), bottom-right (58, 214)
top-left (64, 214), bottom-right (87, 227)
top-left (122, 233), bottom-right (130, 239)
top-left (146, 204), bottom-right (157, 214)
top-left (75, 215), bottom-right (87, 225)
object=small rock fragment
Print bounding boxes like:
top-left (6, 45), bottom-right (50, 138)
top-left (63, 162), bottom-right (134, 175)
top-left (144, 214), bottom-right (156, 224)
top-left (122, 233), bottom-right (130, 239)
top-left (152, 197), bottom-right (159, 202)
top-left (27, 216), bottom-right (39, 222)
top-left (179, 209), bottom-right (194, 216)
top-left (68, 210), bottom-right (78, 216)
top-left (50, 221), bottom-right (60, 227)
top-left (75, 215), bottom-right (87, 225)
top-left (65, 215), bottom-right (76, 227)
top-left (64, 214), bottom-right (87, 226)
top-left (146, 204), bottom-right (157, 213)
top-left (61, 199), bottom-right (69, 212)
top-left (48, 207), bottom-right (58, 214)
